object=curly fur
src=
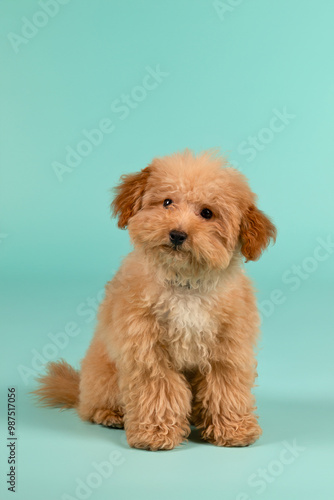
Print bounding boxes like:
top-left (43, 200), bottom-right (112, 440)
top-left (33, 150), bottom-right (276, 450)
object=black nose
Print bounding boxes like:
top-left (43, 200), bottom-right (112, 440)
top-left (169, 230), bottom-right (188, 246)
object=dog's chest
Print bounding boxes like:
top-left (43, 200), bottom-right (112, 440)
top-left (154, 288), bottom-right (219, 370)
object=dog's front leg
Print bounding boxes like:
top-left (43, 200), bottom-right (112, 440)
top-left (191, 359), bottom-right (262, 447)
top-left (118, 342), bottom-right (192, 450)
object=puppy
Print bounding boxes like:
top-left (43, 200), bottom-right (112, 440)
top-left (34, 150), bottom-right (276, 450)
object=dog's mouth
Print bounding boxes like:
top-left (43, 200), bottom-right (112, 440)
top-left (157, 243), bottom-right (201, 267)
top-left (161, 243), bottom-right (188, 253)
top-left (152, 243), bottom-right (192, 263)
top-left (164, 243), bottom-right (179, 250)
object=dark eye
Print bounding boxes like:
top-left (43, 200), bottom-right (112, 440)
top-left (163, 199), bottom-right (173, 208)
top-left (200, 208), bottom-right (213, 219)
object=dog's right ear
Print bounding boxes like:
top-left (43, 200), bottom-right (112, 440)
top-left (111, 167), bottom-right (151, 229)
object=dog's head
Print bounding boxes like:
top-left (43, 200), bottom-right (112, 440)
top-left (111, 150), bottom-right (276, 275)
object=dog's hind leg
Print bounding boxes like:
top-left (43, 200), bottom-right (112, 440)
top-left (78, 337), bottom-right (123, 428)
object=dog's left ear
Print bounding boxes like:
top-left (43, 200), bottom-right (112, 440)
top-left (239, 204), bottom-right (276, 261)
top-left (111, 167), bottom-right (151, 229)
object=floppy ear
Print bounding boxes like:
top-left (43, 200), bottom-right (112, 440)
top-left (240, 204), bottom-right (276, 261)
top-left (111, 166), bottom-right (151, 229)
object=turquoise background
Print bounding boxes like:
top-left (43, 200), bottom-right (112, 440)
top-left (1, 1), bottom-right (334, 499)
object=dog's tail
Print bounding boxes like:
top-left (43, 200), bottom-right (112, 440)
top-left (32, 359), bottom-right (80, 409)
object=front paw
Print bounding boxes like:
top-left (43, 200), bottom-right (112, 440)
top-left (201, 414), bottom-right (262, 447)
top-left (126, 423), bottom-right (190, 451)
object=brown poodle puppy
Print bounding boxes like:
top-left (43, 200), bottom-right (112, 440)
top-left (34, 150), bottom-right (276, 450)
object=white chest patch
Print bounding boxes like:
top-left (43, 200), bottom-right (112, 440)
top-left (154, 287), bottom-right (219, 371)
